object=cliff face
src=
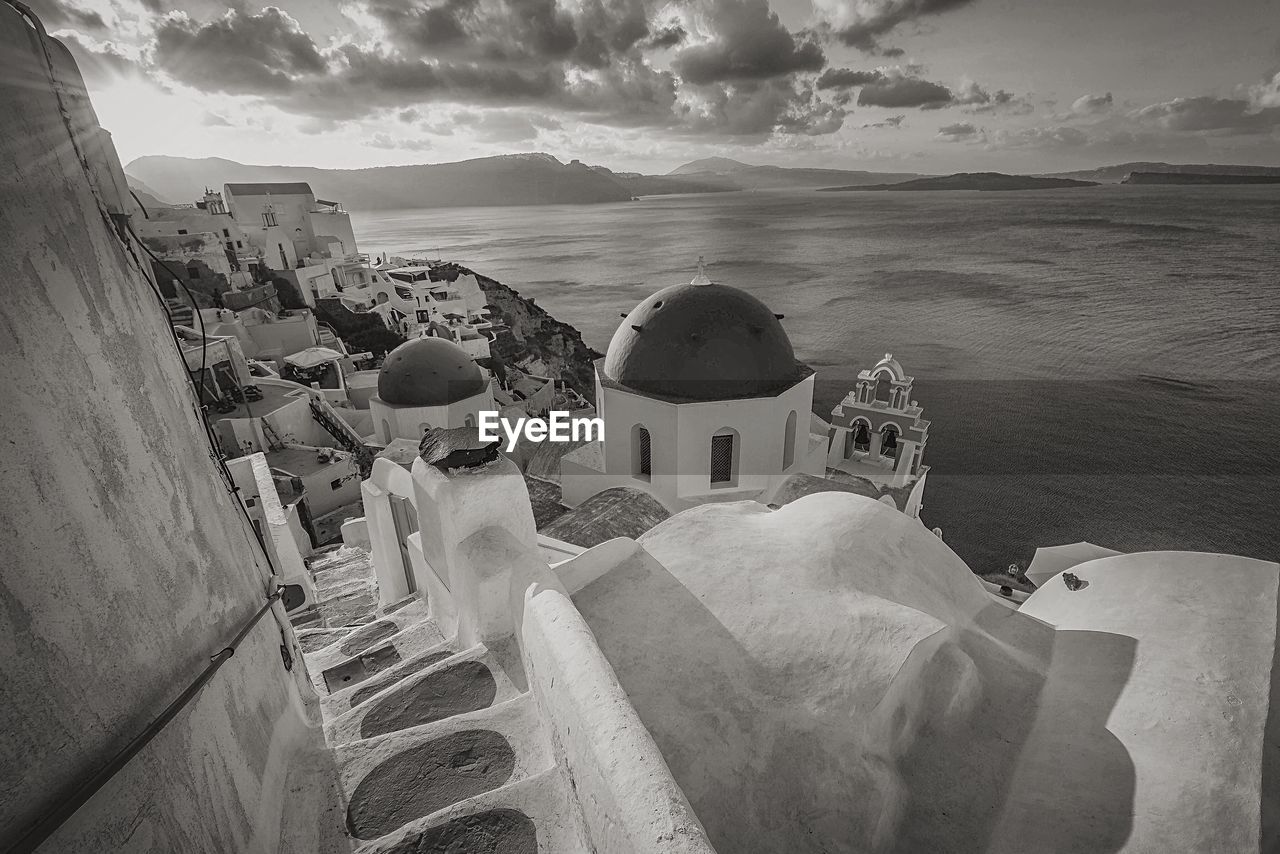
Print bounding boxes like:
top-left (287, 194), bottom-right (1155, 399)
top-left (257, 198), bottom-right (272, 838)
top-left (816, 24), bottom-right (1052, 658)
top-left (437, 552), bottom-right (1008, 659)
top-left (430, 264), bottom-right (602, 404)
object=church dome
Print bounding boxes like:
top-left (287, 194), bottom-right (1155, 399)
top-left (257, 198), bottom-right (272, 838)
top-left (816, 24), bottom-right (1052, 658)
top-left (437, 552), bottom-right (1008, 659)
top-left (377, 337), bottom-right (487, 406)
top-left (603, 280), bottom-right (804, 401)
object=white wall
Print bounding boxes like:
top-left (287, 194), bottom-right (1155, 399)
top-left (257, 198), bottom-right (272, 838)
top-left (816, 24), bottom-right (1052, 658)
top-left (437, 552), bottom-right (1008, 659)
top-left (0, 22), bottom-right (317, 849)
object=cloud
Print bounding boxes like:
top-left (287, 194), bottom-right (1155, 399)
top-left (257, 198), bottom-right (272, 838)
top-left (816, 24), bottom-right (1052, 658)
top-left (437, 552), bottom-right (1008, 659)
top-left (815, 0), bottom-right (976, 51)
top-left (857, 73), bottom-right (952, 109)
top-left (990, 125), bottom-right (1089, 149)
top-left (55, 31), bottom-right (141, 80)
top-left (26, 0), bottom-right (106, 30)
top-left (642, 24), bottom-right (686, 49)
top-left (1072, 92), bottom-right (1114, 115)
top-left (201, 112), bottom-right (233, 127)
top-left (671, 0), bottom-right (824, 85)
top-left (862, 114), bottom-right (904, 128)
top-left (368, 131), bottom-right (434, 151)
top-left (955, 81), bottom-right (1031, 114)
top-left (937, 121), bottom-right (977, 139)
top-left (676, 78), bottom-right (846, 136)
top-left (1251, 72), bottom-right (1280, 108)
top-left (1135, 96), bottom-right (1280, 134)
top-left (153, 7), bottom-right (326, 94)
top-left (453, 109), bottom-right (562, 142)
top-left (815, 67), bottom-right (884, 90)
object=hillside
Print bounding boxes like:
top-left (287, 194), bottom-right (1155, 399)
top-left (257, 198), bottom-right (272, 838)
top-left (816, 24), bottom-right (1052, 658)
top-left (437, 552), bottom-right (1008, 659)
top-left (429, 263), bottom-right (602, 402)
top-left (126, 153), bottom-right (637, 210)
top-left (588, 164), bottom-right (736, 196)
top-left (821, 172), bottom-right (1098, 192)
top-left (1121, 172), bottom-right (1280, 185)
top-left (667, 158), bottom-right (924, 189)
top-left (1043, 162), bottom-right (1280, 183)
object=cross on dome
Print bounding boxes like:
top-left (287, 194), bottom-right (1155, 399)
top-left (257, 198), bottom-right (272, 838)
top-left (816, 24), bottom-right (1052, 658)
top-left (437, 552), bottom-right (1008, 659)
top-left (691, 255), bottom-right (712, 286)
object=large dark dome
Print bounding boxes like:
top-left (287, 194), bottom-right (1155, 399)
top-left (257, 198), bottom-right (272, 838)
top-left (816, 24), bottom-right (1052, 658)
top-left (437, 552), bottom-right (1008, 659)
top-left (603, 281), bottom-right (804, 401)
top-left (377, 337), bottom-right (488, 407)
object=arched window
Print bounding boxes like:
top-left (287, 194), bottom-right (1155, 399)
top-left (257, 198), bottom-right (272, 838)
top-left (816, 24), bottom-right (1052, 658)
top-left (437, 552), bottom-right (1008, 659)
top-left (891, 388), bottom-right (902, 409)
top-left (782, 410), bottom-right (797, 469)
top-left (381, 419), bottom-right (392, 442)
top-left (880, 424), bottom-right (899, 460)
top-left (710, 428), bottom-right (738, 487)
top-left (464, 414), bottom-right (475, 428)
top-left (853, 420), bottom-right (871, 452)
top-left (874, 374), bottom-right (893, 403)
top-left (632, 424), bottom-right (651, 479)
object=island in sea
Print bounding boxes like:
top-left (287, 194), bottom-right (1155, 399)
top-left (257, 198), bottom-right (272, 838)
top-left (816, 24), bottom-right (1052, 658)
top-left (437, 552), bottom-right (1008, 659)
top-left (819, 172), bottom-right (1100, 192)
top-left (1120, 171), bottom-right (1280, 185)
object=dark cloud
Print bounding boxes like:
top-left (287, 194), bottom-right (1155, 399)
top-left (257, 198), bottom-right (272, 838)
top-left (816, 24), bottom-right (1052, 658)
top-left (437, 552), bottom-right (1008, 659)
top-left (878, 46), bottom-right (905, 58)
top-left (1135, 96), bottom-right (1280, 134)
top-left (815, 67), bottom-right (885, 90)
top-left (857, 74), bottom-right (952, 109)
top-left (138, 0), bottom-right (834, 138)
top-left (153, 7), bottom-right (326, 94)
top-left (55, 31), bottom-right (140, 80)
top-left (937, 121), bottom-right (977, 139)
top-left (672, 0), bottom-right (824, 85)
top-left (823, 0), bottom-right (976, 52)
top-left (452, 109), bottom-right (561, 141)
top-left (26, 0), bottom-right (105, 30)
top-left (359, 0), bottom-right (579, 63)
top-left (642, 24), bottom-right (686, 50)
top-left (678, 78), bottom-right (845, 136)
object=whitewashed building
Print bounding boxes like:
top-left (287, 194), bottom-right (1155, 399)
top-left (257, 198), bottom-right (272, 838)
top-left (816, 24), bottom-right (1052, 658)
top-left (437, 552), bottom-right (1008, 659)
top-left (560, 268), bottom-right (827, 511)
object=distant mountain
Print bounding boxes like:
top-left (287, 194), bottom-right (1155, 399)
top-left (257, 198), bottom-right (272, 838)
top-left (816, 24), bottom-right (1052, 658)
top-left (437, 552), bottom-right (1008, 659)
top-left (821, 172), bottom-right (1099, 192)
top-left (1121, 172), bottom-right (1280, 185)
top-left (124, 174), bottom-right (173, 211)
top-left (1043, 162), bottom-right (1280, 183)
top-left (667, 158), bottom-right (925, 189)
top-left (126, 153), bottom-right (638, 210)
top-left (588, 164), bottom-right (736, 196)
top-left (668, 157), bottom-right (756, 175)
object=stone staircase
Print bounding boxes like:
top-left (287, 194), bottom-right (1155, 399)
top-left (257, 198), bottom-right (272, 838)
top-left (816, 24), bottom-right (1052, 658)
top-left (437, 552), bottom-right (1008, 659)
top-left (164, 296), bottom-right (194, 328)
top-left (295, 546), bottom-right (594, 853)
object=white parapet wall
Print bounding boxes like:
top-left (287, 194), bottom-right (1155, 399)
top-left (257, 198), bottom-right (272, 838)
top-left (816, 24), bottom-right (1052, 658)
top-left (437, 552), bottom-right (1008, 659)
top-left (386, 453), bottom-right (718, 853)
top-left (454, 526), bottom-right (718, 854)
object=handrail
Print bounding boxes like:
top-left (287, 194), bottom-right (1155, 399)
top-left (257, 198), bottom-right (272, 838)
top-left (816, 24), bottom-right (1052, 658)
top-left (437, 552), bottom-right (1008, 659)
top-left (5, 586), bottom-right (284, 854)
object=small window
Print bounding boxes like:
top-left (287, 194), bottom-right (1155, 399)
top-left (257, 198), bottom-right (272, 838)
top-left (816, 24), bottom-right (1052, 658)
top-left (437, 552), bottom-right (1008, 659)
top-left (632, 424), bottom-right (651, 479)
top-left (262, 211), bottom-right (278, 227)
top-left (710, 431), bottom-right (735, 486)
top-left (782, 410), bottom-right (797, 469)
top-left (330, 478), bottom-right (343, 490)
top-left (222, 228), bottom-right (230, 238)
top-left (236, 240), bottom-right (243, 249)
top-left (176, 229), bottom-right (187, 235)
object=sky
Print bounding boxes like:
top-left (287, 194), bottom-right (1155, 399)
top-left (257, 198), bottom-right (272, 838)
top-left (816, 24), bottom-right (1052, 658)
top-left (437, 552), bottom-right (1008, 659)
top-left (30, 0), bottom-right (1280, 173)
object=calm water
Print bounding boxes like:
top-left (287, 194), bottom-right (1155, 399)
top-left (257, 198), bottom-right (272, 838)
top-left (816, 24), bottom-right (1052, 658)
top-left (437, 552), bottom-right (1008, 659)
top-left (352, 186), bottom-right (1280, 572)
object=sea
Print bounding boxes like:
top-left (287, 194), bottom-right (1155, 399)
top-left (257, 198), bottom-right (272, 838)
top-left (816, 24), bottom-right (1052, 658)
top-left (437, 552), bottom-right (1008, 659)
top-left (351, 185), bottom-right (1280, 574)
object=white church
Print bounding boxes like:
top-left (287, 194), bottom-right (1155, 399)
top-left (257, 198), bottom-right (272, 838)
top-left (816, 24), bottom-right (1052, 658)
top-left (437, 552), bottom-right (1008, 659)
top-left (558, 264), bottom-right (928, 513)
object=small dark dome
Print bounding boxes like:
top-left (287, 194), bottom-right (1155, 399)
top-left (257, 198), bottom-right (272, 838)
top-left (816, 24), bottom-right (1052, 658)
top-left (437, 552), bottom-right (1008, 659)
top-left (377, 338), bottom-right (487, 406)
top-left (603, 282), bottom-right (802, 401)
